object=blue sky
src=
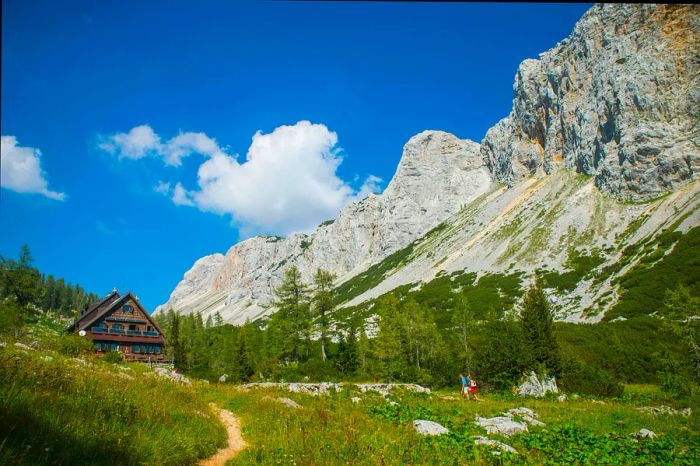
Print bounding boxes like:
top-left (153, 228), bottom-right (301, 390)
top-left (1, 1), bottom-right (591, 311)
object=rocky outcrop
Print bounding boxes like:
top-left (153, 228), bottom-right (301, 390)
top-left (158, 131), bottom-right (491, 323)
top-left (483, 4), bottom-right (699, 202)
top-left (517, 372), bottom-right (559, 397)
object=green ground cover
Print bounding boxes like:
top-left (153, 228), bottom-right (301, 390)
top-left (202, 383), bottom-right (699, 465)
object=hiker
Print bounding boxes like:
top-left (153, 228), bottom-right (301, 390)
top-left (467, 373), bottom-right (480, 401)
top-left (459, 373), bottom-right (471, 400)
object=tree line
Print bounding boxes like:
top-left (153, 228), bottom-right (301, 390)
top-left (157, 265), bottom-right (593, 392)
top-left (0, 245), bottom-right (100, 335)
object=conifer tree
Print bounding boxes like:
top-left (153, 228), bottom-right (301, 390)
top-left (312, 268), bottom-right (336, 362)
top-left (520, 278), bottom-right (561, 375)
top-left (272, 266), bottom-right (311, 361)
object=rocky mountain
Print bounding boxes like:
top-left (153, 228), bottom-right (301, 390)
top-left (157, 4), bottom-right (699, 324)
top-left (157, 132), bottom-right (492, 323)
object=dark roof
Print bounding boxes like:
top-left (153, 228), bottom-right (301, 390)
top-left (66, 291), bottom-right (120, 332)
top-left (67, 290), bottom-right (164, 338)
top-left (86, 332), bottom-right (165, 344)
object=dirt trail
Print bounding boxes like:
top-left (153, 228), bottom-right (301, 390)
top-left (199, 404), bottom-right (246, 466)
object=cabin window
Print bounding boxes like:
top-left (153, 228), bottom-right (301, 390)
top-left (98, 321), bottom-right (107, 328)
top-left (155, 346), bottom-right (161, 354)
top-left (134, 344), bottom-right (140, 353)
top-left (113, 324), bottom-right (122, 330)
top-left (147, 325), bottom-right (152, 332)
top-left (95, 343), bottom-right (101, 351)
top-left (148, 344), bottom-right (154, 353)
top-left (129, 324), bottom-right (137, 331)
top-left (110, 343), bottom-right (117, 351)
top-left (124, 305), bottom-right (132, 314)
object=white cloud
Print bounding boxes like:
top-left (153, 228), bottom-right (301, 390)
top-left (153, 180), bottom-right (171, 195)
top-left (0, 135), bottom-right (66, 200)
top-left (99, 125), bottom-right (224, 167)
top-left (172, 182), bottom-right (194, 206)
top-left (98, 124), bottom-right (161, 160)
top-left (103, 121), bottom-right (382, 235)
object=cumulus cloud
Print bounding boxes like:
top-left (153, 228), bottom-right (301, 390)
top-left (99, 125), bottom-right (225, 167)
top-left (0, 136), bottom-right (66, 200)
top-left (98, 124), bottom-right (161, 160)
top-left (106, 121), bottom-right (382, 234)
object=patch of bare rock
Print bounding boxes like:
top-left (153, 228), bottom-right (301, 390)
top-left (154, 367), bottom-right (192, 385)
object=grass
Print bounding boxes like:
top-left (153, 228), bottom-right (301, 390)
top-left (200, 383), bottom-right (700, 465)
top-left (0, 335), bottom-right (225, 465)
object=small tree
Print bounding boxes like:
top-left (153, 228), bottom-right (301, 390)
top-left (312, 268), bottom-right (336, 362)
top-left (662, 285), bottom-right (700, 382)
top-left (169, 311), bottom-right (186, 369)
top-left (520, 278), bottom-right (561, 375)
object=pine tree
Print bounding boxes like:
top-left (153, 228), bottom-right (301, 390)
top-left (312, 268), bottom-right (336, 362)
top-left (520, 278), bottom-right (561, 375)
top-left (214, 311), bottom-right (224, 327)
top-left (170, 311), bottom-right (186, 369)
top-left (335, 327), bottom-right (359, 375)
top-left (451, 295), bottom-right (474, 372)
top-left (272, 266), bottom-right (311, 361)
top-left (663, 285), bottom-right (700, 382)
top-left (233, 326), bottom-right (254, 381)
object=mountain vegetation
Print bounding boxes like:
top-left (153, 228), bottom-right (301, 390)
top-left (0, 245), bottom-right (100, 336)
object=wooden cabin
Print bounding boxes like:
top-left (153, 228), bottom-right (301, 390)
top-left (66, 290), bottom-right (166, 362)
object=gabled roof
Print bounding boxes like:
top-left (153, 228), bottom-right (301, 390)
top-left (67, 290), bottom-right (164, 337)
top-left (66, 290), bottom-right (120, 332)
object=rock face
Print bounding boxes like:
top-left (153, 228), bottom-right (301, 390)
top-left (483, 4), bottom-right (699, 202)
top-left (158, 132), bottom-right (490, 323)
top-left (159, 5), bottom-right (700, 325)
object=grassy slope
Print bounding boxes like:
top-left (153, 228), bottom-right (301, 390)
top-left (203, 384), bottom-right (700, 465)
top-left (0, 323), bottom-right (225, 465)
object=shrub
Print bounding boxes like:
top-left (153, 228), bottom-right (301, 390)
top-left (102, 350), bottom-right (124, 364)
top-left (55, 334), bottom-right (95, 356)
top-left (559, 354), bottom-right (624, 397)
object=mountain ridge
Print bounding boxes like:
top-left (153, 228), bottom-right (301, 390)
top-left (157, 4), bottom-right (699, 324)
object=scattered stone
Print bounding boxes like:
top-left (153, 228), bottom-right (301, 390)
top-left (41, 355), bottom-right (53, 362)
top-left (413, 420), bottom-right (449, 436)
top-left (240, 382), bottom-right (341, 396)
top-left (274, 397), bottom-right (301, 408)
top-left (219, 374), bottom-right (228, 383)
top-left (517, 371), bottom-right (558, 397)
top-left (351, 397), bottom-right (362, 403)
top-left (154, 367), bottom-right (192, 386)
top-left (14, 342), bottom-right (35, 351)
top-left (571, 394), bottom-right (580, 400)
top-left (117, 372), bottom-right (135, 381)
top-left (387, 400), bottom-right (398, 406)
top-left (474, 436), bottom-right (518, 455)
top-left (592, 400), bottom-right (606, 405)
top-left (637, 406), bottom-right (692, 416)
top-left (0, 341), bottom-right (6, 349)
top-left (610, 316), bottom-right (628, 323)
top-left (635, 428), bottom-right (656, 439)
top-left (507, 407), bottom-right (536, 417)
top-left (521, 414), bottom-right (545, 427)
top-left (356, 383), bottom-right (431, 397)
top-left (558, 394), bottom-right (567, 402)
top-left (475, 416), bottom-right (528, 436)
top-left (116, 365), bottom-right (132, 371)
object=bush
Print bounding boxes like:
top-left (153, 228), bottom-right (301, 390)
top-left (55, 334), bottom-right (95, 357)
top-left (559, 354), bottom-right (624, 397)
top-left (102, 350), bottom-right (124, 364)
